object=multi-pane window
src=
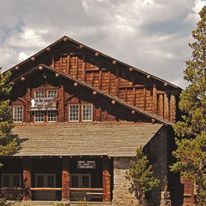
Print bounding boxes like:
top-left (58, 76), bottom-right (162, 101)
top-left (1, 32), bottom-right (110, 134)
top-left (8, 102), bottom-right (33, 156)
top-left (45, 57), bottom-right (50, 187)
top-left (35, 174), bottom-right (56, 187)
top-left (69, 105), bottom-right (79, 122)
top-left (36, 175), bottom-right (44, 187)
top-left (13, 106), bottom-right (24, 123)
top-left (71, 174), bottom-right (91, 188)
top-left (47, 175), bottom-right (55, 187)
top-left (1, 174), bottom-right (21, 188)
top-left (47, 111), bottom-right (57, 122)
top-left (34, 111), bottom-right (44, 122)
top-left (82, 104), bottom-right (93, 121)
top-left (47, 90), bottom-right (57, 98)
top-left (35, 90), bottom-right (45, 98)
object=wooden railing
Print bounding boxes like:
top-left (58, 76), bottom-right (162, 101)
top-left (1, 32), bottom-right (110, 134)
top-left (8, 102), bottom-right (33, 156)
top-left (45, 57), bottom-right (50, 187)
top-left (0, 187), bottom-right (104, 202)
top-left (70, 188), bottom-right (103, 201)
top-left (30, 187), bottom-right (62, 191)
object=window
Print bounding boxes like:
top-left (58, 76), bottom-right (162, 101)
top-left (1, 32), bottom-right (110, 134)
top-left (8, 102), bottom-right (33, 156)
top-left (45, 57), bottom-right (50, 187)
top-left (47, 175), bottom-right (55, 187)
top-left (1, 174), bottom-right (21, 188)
top-left (82, 104), bottom-right (93, 121)
top-left (47, 90), bottom-right (57, 98)
top-left (69, 105), bottom-right (79, 122)
top-left (34, 111), bottom-right (44, 122)
top-left (13, 106), bottom-right (24, 123)
top-left (47, 111), bottom-right (57, 122)
top-left (35, 174), bottom-right (56, 188)
top-left (35, 90), bottom-right (45, 98)
top-left (36, 175), bottom-right (44, 187)
top-left (71, 174), bottom-right (91, 188)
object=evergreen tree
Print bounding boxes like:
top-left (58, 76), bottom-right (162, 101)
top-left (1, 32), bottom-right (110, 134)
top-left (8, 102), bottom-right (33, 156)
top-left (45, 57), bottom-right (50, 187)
top-left (171, 6), bottom-right (206, 205)
top-left (126, 146), bottom-right (159, 204)
top-left (0, 69), bottom-right (17, 157)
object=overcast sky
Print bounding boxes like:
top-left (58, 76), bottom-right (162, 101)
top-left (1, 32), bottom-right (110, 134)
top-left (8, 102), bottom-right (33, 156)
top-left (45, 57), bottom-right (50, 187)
top-left (0, 0), bottom-right (206, 88)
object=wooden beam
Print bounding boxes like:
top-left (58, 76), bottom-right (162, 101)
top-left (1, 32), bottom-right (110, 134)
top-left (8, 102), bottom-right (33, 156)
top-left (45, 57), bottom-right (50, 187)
top-left (67, 55), bottom-right (70, 74)
top-left (82, 54), bottom-right (86, 82)
top-left (108, 71), bottom-right (111, 94)
top-left (133, 87), bottom-right (136, 106)
top-left (91, 72), bottom-right (95, 87)
top-left (158, 94), bottom-right (164, 117)
top-left (75, 57), bottom-right (78, 80)
top-left (23, 158), bottom-right (32, 201)
top-left (143, 87), bottom-right (146, 110)
top-left (116, 68), bottom-right (120, 97)
top-left (153, 84), bottom-right (157, 114)
top-left (99, 70), bottom-right (102, 90)
top-left (164, 93), bottom-right (169, 120)
top-left (52, 56), bottom-right (55, 68)
top-left (103, 157), bottom-right (111, 202)
top-left (119, 85), bottom-right (145, 89)
top-left (21, 77), bottom-right (25, 81)
top-left (62, 157), bottom-right (70, 201)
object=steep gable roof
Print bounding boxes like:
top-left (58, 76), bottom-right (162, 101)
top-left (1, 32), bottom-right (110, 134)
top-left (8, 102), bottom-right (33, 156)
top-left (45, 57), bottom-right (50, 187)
top-left (8, 36), bottom-right (181, 91)
top-left (13, 64), bottom-right (171, 125)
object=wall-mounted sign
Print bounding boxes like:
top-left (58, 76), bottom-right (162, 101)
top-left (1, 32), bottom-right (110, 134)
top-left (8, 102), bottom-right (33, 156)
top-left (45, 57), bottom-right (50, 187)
top-left (30, 97), bottom-right (57, 111)
top-left (77, 160), bottom-right (96, 169)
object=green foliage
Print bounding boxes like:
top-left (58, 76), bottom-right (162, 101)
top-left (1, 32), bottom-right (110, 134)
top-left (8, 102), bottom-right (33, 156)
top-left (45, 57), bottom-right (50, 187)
top-left (0, 69), bottom-right (17, 157)
top-left (171, 6), bottom-right (206, 205)
top-left (126, 146), bottom-right (159, 204)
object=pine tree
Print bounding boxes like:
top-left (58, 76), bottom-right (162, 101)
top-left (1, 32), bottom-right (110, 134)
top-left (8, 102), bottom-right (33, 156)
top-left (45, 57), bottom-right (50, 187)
top-left (171, 6), bottom-right (206, 205)
top-left (126, 146), bottom-right (159, 204)
top-left (0, 68), bottom-right (17, 157)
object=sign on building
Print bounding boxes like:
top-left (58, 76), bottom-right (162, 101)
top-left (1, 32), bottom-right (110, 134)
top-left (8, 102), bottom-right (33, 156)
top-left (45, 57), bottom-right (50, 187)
top-left (30, 97), bottom-right (57, 111)
top-left (77, 160), bottom-right (96, 169)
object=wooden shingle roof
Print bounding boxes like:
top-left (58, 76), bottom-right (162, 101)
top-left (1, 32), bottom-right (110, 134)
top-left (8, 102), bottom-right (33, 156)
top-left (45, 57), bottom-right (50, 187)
top-left (12, 123), bottom-right (162, 157)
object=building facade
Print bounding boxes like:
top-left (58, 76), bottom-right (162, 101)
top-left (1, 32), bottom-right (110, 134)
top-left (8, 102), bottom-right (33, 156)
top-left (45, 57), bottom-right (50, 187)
top-left (0, 36), bottom-right (191, 205)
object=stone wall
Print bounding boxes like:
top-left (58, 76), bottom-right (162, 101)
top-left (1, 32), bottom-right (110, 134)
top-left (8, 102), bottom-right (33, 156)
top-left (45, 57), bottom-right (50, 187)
top-left (112, 126), bottom-right (170, 206)
top-left (112, 157), bottom-right (139, 206)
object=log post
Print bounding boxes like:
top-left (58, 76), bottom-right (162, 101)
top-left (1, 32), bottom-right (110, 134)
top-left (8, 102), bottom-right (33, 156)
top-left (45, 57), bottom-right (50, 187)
top-left (153, 84), bottom-right (157, 114)
top-left (103, 157), bottom-right (111, 202)
top-left (23, 158), bottom-right (32, 201)
top-left (62, 157), bottom-right (70, 201)
top-left (158, 94), bottom-right (164, 117)
top-left (164, 93), bottom-right (169, 120)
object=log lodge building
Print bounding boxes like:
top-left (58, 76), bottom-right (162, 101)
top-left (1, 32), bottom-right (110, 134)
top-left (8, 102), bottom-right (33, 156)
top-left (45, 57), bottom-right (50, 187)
top-left (1, 36), bottom-right (194, 205)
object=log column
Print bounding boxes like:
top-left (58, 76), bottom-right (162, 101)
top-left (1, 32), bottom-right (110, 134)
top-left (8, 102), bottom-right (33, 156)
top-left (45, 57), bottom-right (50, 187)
top-left (103, 157), bottom-right (111, 202)
top-left (62, 157), bottom-right (70, 201)
top-left (158, 94), bottom-right (164, 117)
top-left (23, 158), bottom-right (32, 201)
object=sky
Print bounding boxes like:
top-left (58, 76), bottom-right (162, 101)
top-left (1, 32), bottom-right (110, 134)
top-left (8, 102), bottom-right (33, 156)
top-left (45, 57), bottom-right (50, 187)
top-left (0, 0), bottom-right (206, 88)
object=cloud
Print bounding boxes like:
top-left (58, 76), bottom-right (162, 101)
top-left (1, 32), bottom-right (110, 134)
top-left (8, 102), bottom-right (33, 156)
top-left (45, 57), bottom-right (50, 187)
top-left (0, 0), bottom-right (205, 88)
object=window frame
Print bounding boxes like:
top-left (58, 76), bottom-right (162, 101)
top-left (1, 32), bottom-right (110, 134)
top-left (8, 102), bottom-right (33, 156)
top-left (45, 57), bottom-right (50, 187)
top-left (34, 90), bottom-right (45, 98)
top-left (13, 105), bottom-right (24, 123)
top-left (1, 173), bottom-right (21, 188)
top-left (47, 90), bottom-right (57, 98)
top-left (47, 110), bottom-right (57, 122)
top-left (34, 111), bottom-right (45, 123)
top-left (82, 104), bottom-right (93, 122)
top-left (68, 104), bottom-right (80, 122)
top-left (35, 173), bottom-right (56, 188)
top-left (70, 173), bottom-right (91, 188)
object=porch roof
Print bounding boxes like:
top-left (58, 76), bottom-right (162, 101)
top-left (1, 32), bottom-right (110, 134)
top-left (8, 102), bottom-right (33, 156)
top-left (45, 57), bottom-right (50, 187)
top-left (12, 123), bottom-right (163, 157)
